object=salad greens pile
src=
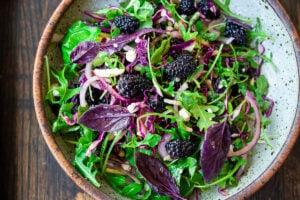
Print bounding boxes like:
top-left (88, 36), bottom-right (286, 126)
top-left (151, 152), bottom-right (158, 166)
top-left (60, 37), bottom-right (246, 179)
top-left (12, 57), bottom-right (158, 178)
top-left (45, 0), bottom-right (275, 199)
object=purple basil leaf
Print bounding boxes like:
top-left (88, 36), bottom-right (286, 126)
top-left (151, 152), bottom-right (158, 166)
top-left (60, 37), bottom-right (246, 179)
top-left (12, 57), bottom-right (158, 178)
top-left (78, 104), bottom-right (134, 132)
top-left (201, 122), bottom-right (231, 182)
top-left (70, 41), bottom-right (100, 64)
top-left (135, 152), bottom-right (185, 200)
top-left (100, 28), bottom-right (166, 55)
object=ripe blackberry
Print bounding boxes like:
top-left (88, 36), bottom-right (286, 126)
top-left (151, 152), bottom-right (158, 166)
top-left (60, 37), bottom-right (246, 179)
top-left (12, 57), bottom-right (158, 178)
top-left (198, 0), bottom-right (220, 20)
top-left (147, 95), bottom-right (166, 112)
top-left (224, 22), bottom-right (248, 46)
top-left (165, 52), bottom-right (197, 80)
top-left (114, 16), bottom-right (140, 34)
top-left (117, 74), bottom-right (152, 98)
top-left (165, 139), bottom-right (197, 159)
top-left (178, 0), bottom-right (196, 16)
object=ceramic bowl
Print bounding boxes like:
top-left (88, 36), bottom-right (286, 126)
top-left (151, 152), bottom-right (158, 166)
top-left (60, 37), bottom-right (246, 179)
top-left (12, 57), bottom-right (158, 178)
top-left (33, 0), bottom-right (300, 199)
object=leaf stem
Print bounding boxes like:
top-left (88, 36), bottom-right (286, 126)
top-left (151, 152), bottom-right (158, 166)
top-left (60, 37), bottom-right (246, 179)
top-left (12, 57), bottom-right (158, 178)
top-left (200, 44), bottom-right (224, 84)
top-left (194, 160), bottom-right (243, 189)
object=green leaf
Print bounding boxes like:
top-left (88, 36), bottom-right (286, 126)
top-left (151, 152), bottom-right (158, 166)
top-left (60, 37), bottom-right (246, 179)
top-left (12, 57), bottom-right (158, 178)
top-left (180, 177), bottom-right (194, 197)
top-left (169, 157), bottom-right (198, 185)
top-left (178, 91), bottom-right (207, 110)
top-left (122, 133), bottom-right (161, 148)
top-left (151, 37), bottom-right (171, 64)
top-left (72, 128), bottom-right (100, 187)
top-left (191, 105), bottom-right (219, 131)
top-left (46, 67), bottom-right (80, 105)
top-left (52, 102), bottom-right (79, 133)
top-left (256, 75), bottom-right (269, 95)
top-left (111, 28), bottom-right (121, 38)
top-left (121, 183), bottom-right (143, 197)
top-left (202, 33), bottom-right (219, 41)
top-left (62, 20), bottom-right (101, 64)
top-left (179, 26), bottom-right (198, 41)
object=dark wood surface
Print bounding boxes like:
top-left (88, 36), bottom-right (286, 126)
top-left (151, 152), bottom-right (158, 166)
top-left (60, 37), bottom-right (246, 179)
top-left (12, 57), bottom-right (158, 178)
top-left (0, 0), bottom-right (299, 199)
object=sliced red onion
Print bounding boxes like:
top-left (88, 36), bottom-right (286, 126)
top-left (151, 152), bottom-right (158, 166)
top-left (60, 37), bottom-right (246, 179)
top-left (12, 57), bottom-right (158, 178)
top-left (98, 77), bottom-right (134, 103)
top-left (169, 40), bottom-right (195, 54)
top-left (262, 95), bottom-right (274, 117)
top-left (227, 91), bottom-right (261, 157)
top-left (84, 11), bottom-right (105, 21)
top-left (254, 42), bottom-right (266, 77)
top-left (86, 132), bottom-right (105, 157)
top-left (94, 68), bottom-right (125, 78)
top-left (85, 62), bottom-right (101, 89)
top-left (80, 76), bottom-right (101, 107)
top-left (169, 31), bottom-right (182, 38)
top-left (152, 7), bottom-right (175, 25)
top-left (225, 15), bottom-right (253, 30)
top-left (177, 82), bottom-right (189, 92)
top-left (158, 134), bottom-right (172, 161)
top-left (60, 112), bottom-right (78, 126)
top-left (218, 187), bottom-right (229, 197)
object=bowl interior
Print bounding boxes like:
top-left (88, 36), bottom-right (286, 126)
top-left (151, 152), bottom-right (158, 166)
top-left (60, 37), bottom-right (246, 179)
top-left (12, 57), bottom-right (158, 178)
top-left (43, 0), bottom-right (299, 199)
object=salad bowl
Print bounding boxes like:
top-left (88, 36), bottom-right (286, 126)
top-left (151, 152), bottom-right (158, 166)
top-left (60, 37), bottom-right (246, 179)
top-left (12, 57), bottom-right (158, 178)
top-left (33, 0), bottom-right (300, 199)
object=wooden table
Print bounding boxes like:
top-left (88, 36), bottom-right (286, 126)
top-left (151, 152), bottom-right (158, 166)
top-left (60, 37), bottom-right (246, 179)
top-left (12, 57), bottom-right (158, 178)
top-left (0, 0), bottom-right (299, 199)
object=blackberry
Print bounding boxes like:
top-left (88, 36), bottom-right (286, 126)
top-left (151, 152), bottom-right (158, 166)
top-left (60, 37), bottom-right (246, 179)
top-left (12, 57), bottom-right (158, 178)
top-left (165, 139), bottom-right (197, 159)
top-left (178, 0), bottom-right (196, 16)
top-left (224, 22), bottom-right (248, 46)
top-left (165, 52), bottom-right (197, 80)
top-left (114, 16), bottom-right (140, 34)
top-left (117, 74), bottom-right (152, 98)
top-left (198, 0), bottom-right (220, 20)
top-left (147, 95), bottom-right (166, 112)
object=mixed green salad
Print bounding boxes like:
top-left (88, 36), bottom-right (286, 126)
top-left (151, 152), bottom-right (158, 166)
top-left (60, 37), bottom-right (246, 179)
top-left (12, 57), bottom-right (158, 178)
top-left (46, 0), bottom-right (276, 199)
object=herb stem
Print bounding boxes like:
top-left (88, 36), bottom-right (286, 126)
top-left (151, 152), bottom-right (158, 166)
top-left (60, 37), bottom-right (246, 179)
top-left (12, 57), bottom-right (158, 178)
top-left (45, 56), bottom-right (51, 94)
top-left (147, 38), bottom-right (163, 96)
top-left (194, 160), bottom-right (243, 189)
top-left (213, 0), bottom-right (252, 23)
top-left (102, 131), bottom-right (125, 174)
top-left (200, 44), bottom-right (224, 84)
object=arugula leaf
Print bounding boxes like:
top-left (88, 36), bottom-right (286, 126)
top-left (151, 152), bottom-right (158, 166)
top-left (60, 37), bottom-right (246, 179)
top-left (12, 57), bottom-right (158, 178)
top-left (191, 105), bottom-right (219, 131)
top-left (202, 33), bottom-right (219, 41)
top-left (179, 26), bottom-right (198, 41)
top-left (151, 37), bottom-right (171, 64)
top-left (46, 67), bottom-right (80, 105)
top-left (52, 102), bottom-right (79, 133)
top-left (213, 0), bottom-right (252, 23)
top-left (122, 133), bottom-right (161, 148)
top-left (121, 182), bottom-right (143, 197)
top-left (62, 20), bottom-right (101, 64)
top-left (121, 0), bottom-right (154, 28)
top-left (256, 75), bottom-right (268, 96)
top-left (169, 157), bottom-right (198, 185)
top-left (73, 128), bottom-right (100, 187)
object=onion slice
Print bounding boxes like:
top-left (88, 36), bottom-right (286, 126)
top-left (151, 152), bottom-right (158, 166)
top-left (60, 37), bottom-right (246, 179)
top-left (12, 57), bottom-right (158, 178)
top-left (158, 134), bottom-right (172, 161)
top-left (80, 76), bottom-right (101, 107)
top-left (227, 91), bottom-right (261, 157)
top-left (94, 68), bottom-right (125, 78)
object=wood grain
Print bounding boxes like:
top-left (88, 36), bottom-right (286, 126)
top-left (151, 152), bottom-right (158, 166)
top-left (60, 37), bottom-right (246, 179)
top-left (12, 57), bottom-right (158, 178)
top-left (0, 0), bottom-right (299, 199)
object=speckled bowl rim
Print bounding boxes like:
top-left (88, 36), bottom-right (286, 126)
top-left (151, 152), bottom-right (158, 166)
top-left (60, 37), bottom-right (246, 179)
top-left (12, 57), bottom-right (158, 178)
top-left (33, 0), bottom-right (300, 199)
